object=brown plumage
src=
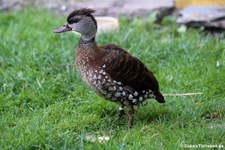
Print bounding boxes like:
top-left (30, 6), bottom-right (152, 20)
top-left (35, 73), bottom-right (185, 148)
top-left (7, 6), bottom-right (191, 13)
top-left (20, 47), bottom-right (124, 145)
top-left (54, 8), bottom-right (165, 128)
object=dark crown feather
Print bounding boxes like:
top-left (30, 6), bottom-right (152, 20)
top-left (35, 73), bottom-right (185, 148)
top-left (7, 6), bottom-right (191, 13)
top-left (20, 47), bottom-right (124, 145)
top-left (67, 8), bottom-right (95, 22)
top-left (67, 8), bottom-right (97, 28)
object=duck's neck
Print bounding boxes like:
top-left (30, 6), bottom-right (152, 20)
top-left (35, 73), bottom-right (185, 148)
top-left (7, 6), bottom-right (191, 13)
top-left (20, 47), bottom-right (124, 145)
top-left (79, 36), bottom-right (96, 47)
top-left (81, 33), bottom-right (95, 42)
top-left (78, 36), bottom-right (99, 55)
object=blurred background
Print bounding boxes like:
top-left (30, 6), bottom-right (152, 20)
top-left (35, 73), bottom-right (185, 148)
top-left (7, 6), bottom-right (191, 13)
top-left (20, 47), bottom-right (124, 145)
top-left (1, 0), bottom-right (225, 32)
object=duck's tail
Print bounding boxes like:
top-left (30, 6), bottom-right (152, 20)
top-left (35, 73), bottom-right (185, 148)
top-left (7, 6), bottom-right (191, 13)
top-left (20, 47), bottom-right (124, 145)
top-left (154, 91), bottom-right (165, 103)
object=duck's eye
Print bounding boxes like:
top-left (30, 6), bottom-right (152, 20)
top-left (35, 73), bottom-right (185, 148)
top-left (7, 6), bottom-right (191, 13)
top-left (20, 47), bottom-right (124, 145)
top-left (68, 18), bottom-right (80, 24)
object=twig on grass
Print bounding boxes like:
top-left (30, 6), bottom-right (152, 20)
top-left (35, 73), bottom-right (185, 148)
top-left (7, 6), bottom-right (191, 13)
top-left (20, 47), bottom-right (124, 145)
top-left (164, 92), bottom-right (203, 97)
top-left (48, 64), bottom-right (75, 68)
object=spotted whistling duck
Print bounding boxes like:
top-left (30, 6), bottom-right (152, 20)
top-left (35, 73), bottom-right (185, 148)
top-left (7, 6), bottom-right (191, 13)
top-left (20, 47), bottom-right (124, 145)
top-left (54, 8), bottom-right (165, 128)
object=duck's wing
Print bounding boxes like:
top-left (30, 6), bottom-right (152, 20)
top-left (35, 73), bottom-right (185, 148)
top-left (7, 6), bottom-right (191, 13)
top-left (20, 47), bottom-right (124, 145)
top-left (100, 44), bottom-right (164, 103)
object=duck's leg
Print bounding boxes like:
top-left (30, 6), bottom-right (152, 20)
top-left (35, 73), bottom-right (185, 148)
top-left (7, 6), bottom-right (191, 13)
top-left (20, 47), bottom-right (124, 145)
top-left (128, 106), bottom-right (134, 128)
top-left (118, 104), bottom-right (125, 119)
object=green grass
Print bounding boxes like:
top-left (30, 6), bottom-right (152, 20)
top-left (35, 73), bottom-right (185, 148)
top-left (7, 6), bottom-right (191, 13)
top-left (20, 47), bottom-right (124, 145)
top-left (0, 8), bottom-right (224, 149)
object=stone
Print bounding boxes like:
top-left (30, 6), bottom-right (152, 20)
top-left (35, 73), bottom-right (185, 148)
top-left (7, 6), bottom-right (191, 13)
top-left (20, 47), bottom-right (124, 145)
top-left (177, 6), bottom-right (225, 30)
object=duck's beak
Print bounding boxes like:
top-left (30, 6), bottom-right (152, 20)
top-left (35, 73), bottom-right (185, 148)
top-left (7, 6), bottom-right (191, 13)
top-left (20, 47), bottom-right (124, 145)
top-left (54, 23), bottom-right (72, 33)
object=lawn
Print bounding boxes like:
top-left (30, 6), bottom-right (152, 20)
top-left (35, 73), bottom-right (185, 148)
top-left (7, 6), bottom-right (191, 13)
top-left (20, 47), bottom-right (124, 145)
top-left (0, 8), bottom-right (224, 149)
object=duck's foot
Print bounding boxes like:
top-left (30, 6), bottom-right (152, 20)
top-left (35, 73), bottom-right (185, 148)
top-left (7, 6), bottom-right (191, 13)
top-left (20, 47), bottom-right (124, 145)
top-left (128, 106), bottom-right (134, 128)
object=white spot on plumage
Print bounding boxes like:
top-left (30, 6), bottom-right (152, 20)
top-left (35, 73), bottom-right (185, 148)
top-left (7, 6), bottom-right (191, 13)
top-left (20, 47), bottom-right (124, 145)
top-left (98, 75), bottom-right (101, 79)
top-left (114, 92), bottom-right (121, 97)
top-left (149, 90), bottom-right (153, 94)
top-left (132, 99), bottom-right (137, 103)
top-left (117, 82), bottom-right (122, 85)
top-left (106, 93), bottom-right (111, 99)
top-left (109, 86), bottom-right (116, 91)
top-left (128, 94), bottom-right (133, 100)
top-left (119, 87), bottom-right (123, 91)
top-left (122, 91), bottom-right (126, 96)
top-left (102, 64), bottom-right (106, 68)
top-left (134, 91), bottom-right (138, 96)
top-left (89, 73), bottom-right (92, 78)
top-left (139, 97), bottom-right (143, 101)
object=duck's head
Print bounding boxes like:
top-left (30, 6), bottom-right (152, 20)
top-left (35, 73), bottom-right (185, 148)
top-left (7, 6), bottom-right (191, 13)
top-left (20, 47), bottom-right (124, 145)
top-left (54, 8), bottom-right (97, 41)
